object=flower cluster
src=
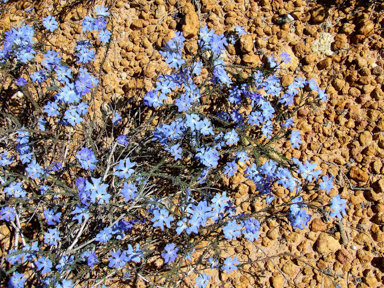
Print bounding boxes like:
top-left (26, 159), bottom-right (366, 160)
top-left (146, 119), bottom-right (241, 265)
top-left (0, 6), bottom-right (347, 288)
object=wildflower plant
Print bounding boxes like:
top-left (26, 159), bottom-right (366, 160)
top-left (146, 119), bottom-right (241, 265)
top-left (0, 4), bottom-right (347, 288)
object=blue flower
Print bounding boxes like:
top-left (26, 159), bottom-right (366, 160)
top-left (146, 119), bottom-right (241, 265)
top-left (76, 46), bottom-right (95, 64)
top-left (120, 182), bottom-right (138, 202)
top-left (4, 182), bottom-right (25, 198)
top-left (165, 144), bottom-right (182, 160)
top-left (71, 205), bottom-right (90, 224)
top-left (223, 220), bottom-right (242, 240)
top-left (242, 217), bottom-right (260, 241)
top-left (77, 148), bottom-right (98, 171)
top-left (222, 256), bottom-right (239, 274)
top-left (280, 51), bottom-right (291, 63)
top-left (295, 159), bottom-right (322, 182)
top-left (113, 158), bottom-right (136, 179)
top-left (85, 177), bottom-right (110, 204)
top-left (0, 151), bottom-right (13, 167)
top-left (224, 129), bottom-right (239, 145)
top-left (35, 256), bottom-right (53, 275)
top-left (151, 208), bottom-right (174, 231)
top-left (224, 161), bottom-right (237, 177)
top-left (98, 30), bottom-right (111, 43)
top-left (44, 228), bottom-right (61, 245)
top-left (108, 249), bottom-right (127, 268)
top-left (161, 243), bottom-right (178, 264)
top-left (16, 77), bottom-right (27, 86)
top-left (43, 209), bottom-right (61, 225)
top-left (8, 272), bottom-right (27, 288)
top-left (320, 175), bottom-right (334, 194)
top-left (195, 273), bottom-right (211, 288)
top-left (95, 227), bottom-right (113, 243)
top-left (94, 5), bottom-right (109, 16)
top-left (26, 160), bottom-right (44, 179)
top-left (330, 195), bottom-right (347, 219)
top-left (112, 112), bottom-right (122, 125)
top-left (290, 130), bottom-right (302, 149)
top-left (44, 101), bottom-right (60, 117)
top-left (42, 15), bottom-right (58, 32)
top-left (117, 135), bottom-right (129, 145)
top-left (0, 207), bottom-right (16, 222)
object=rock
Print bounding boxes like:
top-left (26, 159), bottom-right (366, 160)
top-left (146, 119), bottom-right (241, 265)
top-left (332, 34), bottom-right (348, 50)
top-left (353, 233), bottom-right (371, 245)
top-left (341, 23), bottom-right (355, 34)
top-left (304, 52), bottom-right (317, 65)
top-left (293, 42), bottom-right (310, 58)
top-left (332, 79), bottom-right (345, 92)
top-left (282, 261), bottom-right (299, 277)
top-left (240, 35), bottom-right (253, 54)
top-left (355, 58), bottom-right (368, 69)
top-left (336, 249), bottom-right (352, 264)
top-left (363, 271), bottom-right (378, 287)
top-left (242, 54), bottom-right (260, 66)
top-left (182, 3), bottom-right (199, 38)
top-left (281, 75), bottom-right (294, 87)
top-left (357, 249), bottom-right (372, 265)
top-left (374, 179), bottom-right (384, 193)
top-left (155, 5), bottom-right (166, 19)
top-left (359, 131), bottom-right (372, 146)
top-left (131, 19), bottom-right (144, 29)
top-left (357, 20), bottom-right (375, 36)
top-left (372, 66), bottom-right (383, 76)
top-left (255, 38), bottom-right (267, 48)
top-left (310, 5), bottom-right (328, 24)
top-left (145, 62), bottom-right (157, 78)
top-left (371, 224), bottom-right (384, 242)
top-left (310, 218), bottom-right (327, 232)
top-left (116, 1), bottom-right (124, 8)
top-left (349, 87), bottom-right (361, 97)
top-left (372, 88), bottom-right (384, 100)
top-left (349, 166), bottom-right (369, 182)
top-left (315, 233), bottom-right (341, 254)
top-left (270, 275), bottom-right (285, 288)
top-left (317, 57), bottom-right (332, 69)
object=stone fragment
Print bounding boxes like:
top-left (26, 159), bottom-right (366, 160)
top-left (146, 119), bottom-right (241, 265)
top-left (310, 218), bottom-right (327, 232)
top-left (355, 58), bottom-right (368, 68)
top-left (315, 233), bottom-right (341, 254)
top-left (349, 166), bottom-right (369, 182)
top-left (371, 224), bottom-right (384, 242)
top-left (155, 5), bottom-right (166, 19)
top-left (317, 57), bottom-right (332, 69)
top-left (372, 88), bottom-right (384, 100)
top-left (353, 233), bottom-right (371, 245)
top-left (359, 131), bottom-right (372, 146)
top-left (242, 54), bottom-right (260, 66)
top-left (240, 35), bottom-right (253, 54)
top-left (281, 75), bottom-right (294, 87)
top-left (349, 87), bottom-right (361, 97)
top-left (304, 52), bottom-right (317, 65)
top-left (270, 275), bottom-right (284, 288)
top-left (332, 79), bottom-right (345, 92)
top-left (336, 249), bottom-right (351, 264)
top-left (372, 66), bottom-right (383, 76)
top-left (131, 19), bottom-right (144, 29)
top-left (282, 261), bottom-right (299, 277)
top-left (357, 20), bottom-right (375, 36)
top-left (310, 5), bottom-right (328, 24)
top-left (182, 3), bottom-right (199, 38)
top-left (293, 42), bottom-right (310, 58)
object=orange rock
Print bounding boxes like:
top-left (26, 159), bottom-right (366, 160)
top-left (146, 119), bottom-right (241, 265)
top-left (310, 218), bottom-right (327, 232)
top-left (349, 166), bottom-right (369, 182)
top-left (336, 249), bottom-right (352, 264)
top-left (182, 3), bottom-right (199, 38)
